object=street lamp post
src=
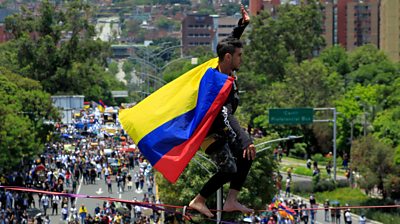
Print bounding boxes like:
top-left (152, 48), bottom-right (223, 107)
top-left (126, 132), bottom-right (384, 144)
top-left (255, 136), bottom-right (303, 149)
top-left (128, 55), bottom-right (195, 101)
top-left (355, 96), bottom-right (369, 137)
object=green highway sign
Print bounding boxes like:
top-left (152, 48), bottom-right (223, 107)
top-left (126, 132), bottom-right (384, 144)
top-left (269, 108), bottom-right (314, 125)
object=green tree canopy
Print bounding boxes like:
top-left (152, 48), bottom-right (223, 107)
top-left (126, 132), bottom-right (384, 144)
top-left (0, 67), bottom-right (57, 170)
top-left (245, 0), bottom-right (325, 82)
top-left (319, 45), bottom-right (351, 76)
top-left (2, 0), bottom-right (124, 104)
top-left (351, 135), bottom-right (399, 199)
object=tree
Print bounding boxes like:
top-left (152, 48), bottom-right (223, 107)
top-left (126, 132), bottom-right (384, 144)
top-left (334, 84), bottom-right (379, 153)
top-left (240, 59), bottom-right (344, 155)
top-left (349, 60), bottom-right (398, 87)
top-left (3, 0), bottom-right (124, 104)
top-left (348, 44), bottom-right (388, 72)
top-left (123, 19), bottom-right (142, 37)
top-left (244, 1), bottom-right (325, 82)
top-left (351, 135), bottom-right (396, 199)
top-left (274, 59), bottom-right (344, 108)
top-left (240, 1), bottom-right (326, 145)
top-left (373, 107), bottom-right (400, 147)
top-left (0, 67), bottom-right (57, 170)
top-left (154, 16), bottom-right (179, 31)
top-left (319, 45), bottom-right (351, 77)
top-left (108, 61), bottom-right (119, 75)
top-left (4, 6), bottom-right (36, 39)
top-left (123, 60), bottom-right (134, 82)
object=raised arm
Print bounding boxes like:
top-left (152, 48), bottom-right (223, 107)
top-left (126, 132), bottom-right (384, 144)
top-left (228, 4), bottom-right (250, 39)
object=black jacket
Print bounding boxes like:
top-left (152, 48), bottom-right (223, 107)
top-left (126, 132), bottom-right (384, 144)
top-left (208, 18), bottom-right (252, 151)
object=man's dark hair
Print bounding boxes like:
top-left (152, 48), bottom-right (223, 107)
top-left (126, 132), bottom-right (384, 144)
top-left (216, 37), bottom-right (243, 61)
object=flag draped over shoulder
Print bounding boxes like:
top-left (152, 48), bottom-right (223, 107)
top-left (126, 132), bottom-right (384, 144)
top-left (119, 58), bottom-right (234, 183)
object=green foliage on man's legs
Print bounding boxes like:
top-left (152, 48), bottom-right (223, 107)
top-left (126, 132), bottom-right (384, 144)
top-left (157, 136), bottom-right (279, 216)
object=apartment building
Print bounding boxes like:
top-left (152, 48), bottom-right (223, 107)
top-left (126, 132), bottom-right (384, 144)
top-left (337, 0), bottom-right (379, 51)
top-left (380, 0), bottom-right (400, 62)
top-left (182, 14), bottom-right (215, 55)
top-left (321, 0), bottom-right (336, 47)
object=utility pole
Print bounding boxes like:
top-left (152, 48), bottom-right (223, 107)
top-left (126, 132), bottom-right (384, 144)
top-left (333, 108), bottom-right (337, 181)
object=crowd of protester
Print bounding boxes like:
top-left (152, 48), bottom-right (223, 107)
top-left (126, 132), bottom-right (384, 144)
top-left (0, 107), bottom-right (163, 224)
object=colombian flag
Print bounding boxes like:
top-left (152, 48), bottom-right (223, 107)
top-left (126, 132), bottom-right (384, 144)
top-left (270, 198), bottom-right (296, 220)
top-left (119, 58), bottom-right (233, 183)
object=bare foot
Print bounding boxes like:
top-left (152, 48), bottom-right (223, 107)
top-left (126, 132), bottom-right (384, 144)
top-left (189, 195), bottom-right (214, 218)
top-left (223, 200), bottom-right (254, 213)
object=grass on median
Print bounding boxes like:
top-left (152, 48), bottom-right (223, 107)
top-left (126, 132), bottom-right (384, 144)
top-left (281, 157), bottom-right (346, 177)
top-left (280, 165), bottom-right (330, 180)
top-left (313, 187), bottom-right (368, 205)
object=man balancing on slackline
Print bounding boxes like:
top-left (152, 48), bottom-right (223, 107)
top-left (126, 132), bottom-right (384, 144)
top-left (189, 4), bottom-right (256, 218)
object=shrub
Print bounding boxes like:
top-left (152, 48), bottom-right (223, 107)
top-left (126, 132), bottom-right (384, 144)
top-left (336, 179), bottom-right (350, 188)
top-left (124, 73), bottom-right (132, 82)
top-left (313, 179), bottom-right (336, 192)
top-left (364, 210), bottom-right (400, 224)
top-left (292, 181), bottom-right (313, 194)
top-left (294, 167), bottom-right (313, 176)
top-left (312, 174), bottom-right (320, 190)
top-left (290, 143), bottom-right (307, 158)
top-left (311, 153), bottom-right (326, 163)
top-left (313, 187), bottom-right (368, 205)
top-left (108, 61), bottom-right (119, 75)
top-left (332, 157), bottom-right (343, 170)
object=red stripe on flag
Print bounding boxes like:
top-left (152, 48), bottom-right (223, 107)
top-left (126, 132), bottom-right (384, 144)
top-left (154, 78), bottom-right (233, 183)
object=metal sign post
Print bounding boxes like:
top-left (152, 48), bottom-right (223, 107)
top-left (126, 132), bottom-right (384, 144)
top-left (268, 107), bottom-right (338, 181)
top-left (314, 108), bottom-right (337, 181)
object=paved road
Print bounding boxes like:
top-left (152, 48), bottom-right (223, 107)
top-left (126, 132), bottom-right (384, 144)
top-left (46, 166), bottom-right (152, 223)
top-left (96, 17), bottom-right (120, 42)
top-left (116, 60), bottom-right (127, 85)
top-left (76, 168), bottom-right (151, 220)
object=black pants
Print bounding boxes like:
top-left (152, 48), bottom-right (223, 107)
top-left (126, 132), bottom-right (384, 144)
top-left (52, 204), bottom-right (58, 215)
top-left (199, 140), bottom-right (252, 198)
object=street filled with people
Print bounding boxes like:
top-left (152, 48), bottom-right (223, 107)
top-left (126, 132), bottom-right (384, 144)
top-left (0, 106), bottom-right (162, 224)
top-left (0, 105), bottom-right (368, 224)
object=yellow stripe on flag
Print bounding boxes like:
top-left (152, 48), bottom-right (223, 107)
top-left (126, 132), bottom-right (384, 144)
top-left (120, 58), bottom-right (219, 143)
